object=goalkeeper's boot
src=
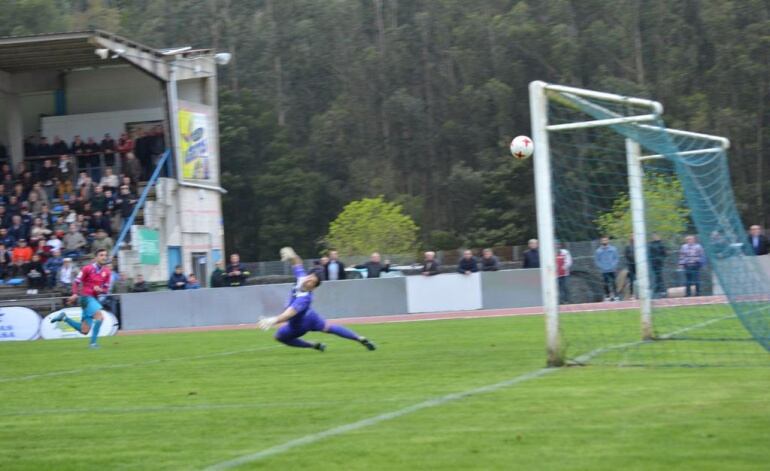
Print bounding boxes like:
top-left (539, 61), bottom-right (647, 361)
top-left (359, 338), bottom-right (377, 351)
top-left (50, 311), bottom-right (67, 323)
top-left (314, 342), bottom-right (327, 352)
top-left (88, 343), bottom-right (100, 350)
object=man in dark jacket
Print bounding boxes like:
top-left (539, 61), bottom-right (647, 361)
top-left (132, 274), bottom-right (149, 292)
top-left (648, 233), bottom-right (667, 297)
top-left (523, 239), bottom-right (540, 268)
top-left (354, 252), bottom-right (390, 279)
top-left (168, 265), bottom-right (187, 290)
top-left (421, 251), bottom-right (440, 276)
top-left (323, 250), bottom-right (347, 281)
top-left (457, 250), bottom-right (479, 275)
top-left (210, 260), bottom-right (226, 287)
top-left (748, 225), bottom-right (769, 256)
top-left (226, 253), bottom-right (250, 287)
top-left (480, 248), bottom-right (500, 271)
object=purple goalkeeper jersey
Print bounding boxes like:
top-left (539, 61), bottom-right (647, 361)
top-left (285, 264), bottom-right (314, 320)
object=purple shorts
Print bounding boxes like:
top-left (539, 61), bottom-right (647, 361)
top-left (275, 311), bottom-right (326, 340)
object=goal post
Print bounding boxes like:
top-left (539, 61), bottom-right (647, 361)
top-left (528, 80), bottom-right (770, 367)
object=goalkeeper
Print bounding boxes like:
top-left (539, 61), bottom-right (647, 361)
top-left (257, 247), bottom-right (376, 352)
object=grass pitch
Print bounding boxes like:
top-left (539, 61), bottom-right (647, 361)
top-left (1, 313), bottom-right (769, 470)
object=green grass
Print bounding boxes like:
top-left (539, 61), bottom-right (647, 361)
top-left (1, 313), bottom-right (769, 470)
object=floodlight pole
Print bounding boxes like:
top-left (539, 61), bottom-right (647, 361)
top-left (626, 139), bottom-right (653, 340)
top-left (529, 81), bottom-right (563, 367)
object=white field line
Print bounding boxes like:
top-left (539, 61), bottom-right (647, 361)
top-left (204, 314), bottom-right (737, 471)
top-left (0, 345), bottom-right (280, 383)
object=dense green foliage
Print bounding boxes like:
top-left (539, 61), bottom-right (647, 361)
top-left (1, 313), bottom-right (769, 469)
top-left (325, 196), bottom-right (419, 256)
top-left (4, 0), bottom-right (769, 259)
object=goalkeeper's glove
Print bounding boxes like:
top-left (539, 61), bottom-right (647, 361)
top-left (280, 247), bottom-right (297, 262)
top-left (257, 316), bottom-right (278, 331)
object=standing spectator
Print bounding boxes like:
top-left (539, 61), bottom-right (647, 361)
top-left (40, 159), bottom-right (57, 200)
top-left (115, 185), bottom-right (137, 238)
top-left (88, 210), bottom-right (112, 237)
top-left (480, 248), bottom-right (500, 271)
top-left (648, 233), bottom-right (667, 298)
top-left (25, 253), bottom-right (46, 291)
top-left (354, 252), bottom-right (391, 279)
top-left (63, 223), bottom-right (87, 258)
top-left (556, 240), bottom-right (573, 304)
top-left (748, 225), bottom-right (769, 256)
top-left (186, 274), bottom-right (201, 289)
top-left (37, 137), bottom-right (52, 156)
top-left (678, 235), bottom-right (705, 297)
top-left (210, 260), bottom-right (226, 288)
top-left (317, 256), bottom-right (330, 280)
top-left (11, 238), bottom-right (33, 277)
top-left (101, 133), bottom-right (116, 167)
top-left (421, 251), bottom-right (440, 276)
top-left (168, 265), bottom-right (187, 290)
top-left (51, 136), bottom-right (69, 155)
top-left (58, 257), bottom-right (77, 289)
top-left (226, 253), bottom-right (250, 286)
top-left (131, 274), bottom-right (149, 292)
top-left (44, 249), bottom-right (64, 288)
top-left (523, 239), bottom-right (540, 268)
top-left (594, 236), bottom-right (620, 301)
top-left (70, 135), bottom-right (86, 155)
top-left (123, 152), bottom-right (142, 186)
top-left (57, 155), bottom-right (74, 196)
top-left (117, 133), bottom-right (134, 159)
top-left (457, 249), bottom-right (479, 275)
top-left (624, 236), bottom-right (637, 300)
top-left (0, 243), bottom-right (10, 280)
top-left (324, 250), bottom-right (347, 281)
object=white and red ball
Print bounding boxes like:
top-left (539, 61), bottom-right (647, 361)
top-left (510, 135), bottom-right (534, 160)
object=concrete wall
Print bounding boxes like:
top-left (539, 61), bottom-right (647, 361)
top-left (66, 66), bottom-right (162, 114)
top-left (42, 108), bottom-right (163, 144)
top-left (120, 269), bottom-right (544, 330)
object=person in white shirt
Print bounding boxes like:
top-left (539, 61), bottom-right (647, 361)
top-left (58, 257), bottom-right (77, 288)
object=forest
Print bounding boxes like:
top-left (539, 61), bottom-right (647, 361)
top-left (3, 0), bottom-right (769, 259)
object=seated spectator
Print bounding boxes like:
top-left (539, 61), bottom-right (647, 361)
top-left (0, 243), bottom-right (10, 279)
top-left (225, 253), bottom-right (250, 286)
top-left (6, 195), bottom-right (19, 215)
top-left (57, 257), bottom-right (76, 288)
top-left (88, 210), bottom-right (112, 237)
top-left (186, 274), bottom-right (201, 289)
top-left (20, 171), bottom-right (34, 193)
top-left (210, 260), bottom-right (226, 287)
top-left (421, 251), bottom-right (440, 276)
top-left (0, 228), bottom-right (16, 248)
top-left (0, 205), bottom-right (10, 227)
top-left (457, 250), bottom-right (479, 275)
top-left (57, 155), bottom-right (74, 195)
top-left (354, 252), bottom-right (391, 279)
top-left (11, 238), bottom-right (33, 277)
top-left (30, 217), bottom-right (51, 240)
top-left (121, 174), bottom-right (138, 195)
top-left (46, 231), bottom-right (64, 252)
top-left (90, 229), bottom-right (114, 256)
top-left (63, 223), bottom-right (87, 258)
top-left (100, 167), bottom-right (119, 192)
top-left (44, 249), bottom-right (63, 288)
top-left (131, 274), bottom-right (149, 292)
top-left (115, 184), bottom-right (137, 230)
top-left (39, 203), bottom-right (53, 228)
top-left (168, 265), bottom-right (187, 290)
top-left (32, 238), bottom-right (51, 263)
top-left (0, 141), bottom-right (6, 160)
top-left (480, 248), bottom-right (500, 271)
top-left (25, 253), bottom-right (46, 290)
top-left (8, 214), bottom-right (28, 241)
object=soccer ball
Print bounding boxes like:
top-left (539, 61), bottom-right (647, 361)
top-left (510, 135), bottom-right (534, 159)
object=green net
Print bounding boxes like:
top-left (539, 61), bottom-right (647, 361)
top-left (543, 87), bottom-right (770, 367)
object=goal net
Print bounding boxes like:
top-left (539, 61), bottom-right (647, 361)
top-left (529, 81), bottom-right (770, 367)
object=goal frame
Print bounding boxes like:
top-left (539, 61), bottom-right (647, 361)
top-left (529, 81), bottom-right (731, 367)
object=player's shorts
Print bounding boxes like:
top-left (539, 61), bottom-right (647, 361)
top-left (79, 296), bottom-right (103, 325)
top-left (276, 311), bottom-right (326, 339)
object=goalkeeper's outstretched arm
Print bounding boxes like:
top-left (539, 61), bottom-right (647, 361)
top-left (280, 246), bottom-right (302, 266)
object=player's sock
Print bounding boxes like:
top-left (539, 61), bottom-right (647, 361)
top-left (89, 319), bottom-right (102, 346)
top-left (62, 316), bottom-right (83, 332)
top-left (326, 324), bottom-right (359, 341)
top-left (279, 337), bottom-right (316, 349)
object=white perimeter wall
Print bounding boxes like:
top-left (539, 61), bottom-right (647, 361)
top-left (406, 273), bottom-right (483, 313)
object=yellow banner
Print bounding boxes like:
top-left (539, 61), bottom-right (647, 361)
top-left (178, 105), bottom-right (212, 181)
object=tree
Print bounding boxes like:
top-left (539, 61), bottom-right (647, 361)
top-left (325, 197), bottom-right (419, 256)
top-left (595, 174), bottom-right (690, 243)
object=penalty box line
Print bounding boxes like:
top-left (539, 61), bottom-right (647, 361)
top-left (205, 315), bottom-right (736, 470)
